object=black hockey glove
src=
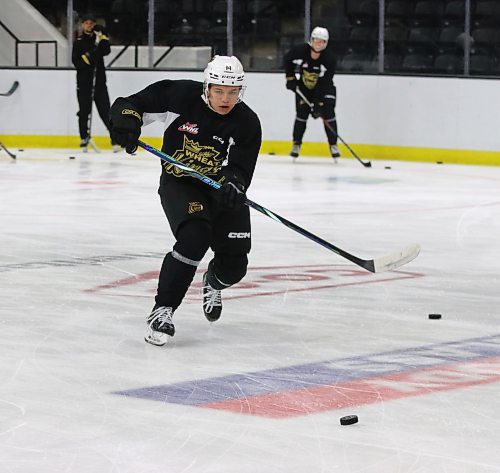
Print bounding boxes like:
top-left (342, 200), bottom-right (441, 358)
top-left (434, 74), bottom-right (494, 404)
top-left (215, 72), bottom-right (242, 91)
top-left (286, 77), bottom-right (298, 92)
top-left (81, 51), bottom-right (93, 66)
top-left (312, 101), bottom-right (324, 119)
top-left (109, 107), bottom-right (142, 154)
top-left (218, 180), bottom-right (246, 211)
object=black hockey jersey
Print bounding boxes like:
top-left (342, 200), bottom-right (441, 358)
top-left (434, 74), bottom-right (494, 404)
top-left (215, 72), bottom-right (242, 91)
top-left (284, 43), bottom-right (337, 100)
top-left (111, 80), bottom-right (262, 191)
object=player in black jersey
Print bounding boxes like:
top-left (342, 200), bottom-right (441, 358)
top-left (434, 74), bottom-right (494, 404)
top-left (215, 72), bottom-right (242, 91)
top-left (109, 56), bottom-right (262, 346)
top-left (72, 14), bottom-right (117, 152)
top-left (284, 27), bottom-right (340, 161)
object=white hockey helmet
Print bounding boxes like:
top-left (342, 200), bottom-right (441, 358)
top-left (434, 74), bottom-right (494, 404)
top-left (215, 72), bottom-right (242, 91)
top-left (203, 55), bottom-right (246, 103)
top-left (311, 26), bottom-right (329, 43)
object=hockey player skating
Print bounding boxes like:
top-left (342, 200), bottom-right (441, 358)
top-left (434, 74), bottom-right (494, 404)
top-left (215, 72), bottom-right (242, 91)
top-left (72, 14), bottom-right (117, 152)
top-left (284, 26), bottom-right (340, 161)
top-left (109, 56), bottom-right (262, 346)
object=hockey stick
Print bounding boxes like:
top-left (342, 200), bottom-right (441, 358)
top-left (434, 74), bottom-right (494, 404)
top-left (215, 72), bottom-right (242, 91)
top-left (137, 140), bottom-right (420, 273)
top-left (84, 67), bottom-right (100, 153)
top-left (0, 81), bottom-right (19, 159)
top-left (296, 89), bottom-right (372, 168)
top-left (0, 141), bottom-right (16, 159)
top-left (0, 81), bottom-right (19, 97)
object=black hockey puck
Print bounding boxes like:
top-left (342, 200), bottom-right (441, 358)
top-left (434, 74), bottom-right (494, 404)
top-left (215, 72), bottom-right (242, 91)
top-left (340, 415), bottom-right (358, 425)
top-left (69, 156), bottom-right (76, 160)
top-left (429, 313), bottom-right (442, 320)
top-left (436, 161), bottom-right (443, 164)
top-left (385, 166), bottom-right (391, 169)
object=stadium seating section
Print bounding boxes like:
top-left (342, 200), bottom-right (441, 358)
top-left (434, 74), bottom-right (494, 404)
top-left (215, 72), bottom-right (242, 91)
top-left (325, 0), bottom-right (499, 74)
top-left (25, 0), bottom-right (500, 75)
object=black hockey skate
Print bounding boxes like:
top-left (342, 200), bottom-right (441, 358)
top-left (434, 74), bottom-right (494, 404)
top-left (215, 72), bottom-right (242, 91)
top-left (80, 138), bottom-right (89, 153)
top-left (290, 142), bottom-right (301, 158)
top-left (330, 144), bottom-right (341, 162)
top-left (202, 272), bottom-right (223, 322)
top-left (145, 305), bottom-right (175, 346)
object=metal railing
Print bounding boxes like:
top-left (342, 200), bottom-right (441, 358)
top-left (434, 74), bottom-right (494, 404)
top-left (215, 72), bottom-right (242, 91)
top-left (0, 19), bottom-right (58, 67)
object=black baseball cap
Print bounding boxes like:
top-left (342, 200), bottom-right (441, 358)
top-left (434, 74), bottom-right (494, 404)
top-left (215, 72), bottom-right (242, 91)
top-left (80, 13), bottom-right (96, 22)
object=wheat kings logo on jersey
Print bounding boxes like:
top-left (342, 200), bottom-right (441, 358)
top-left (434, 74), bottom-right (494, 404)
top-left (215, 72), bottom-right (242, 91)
top-left (163, 135), bottom-right (222, 179)
top-left (302, 69), bottom-right (320, 90)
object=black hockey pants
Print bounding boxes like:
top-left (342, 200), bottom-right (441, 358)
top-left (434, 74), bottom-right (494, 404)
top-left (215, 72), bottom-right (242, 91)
top-left (293, 90), bottom-right (338, 145)
top-left (76, 78), bottom-right (112, 140)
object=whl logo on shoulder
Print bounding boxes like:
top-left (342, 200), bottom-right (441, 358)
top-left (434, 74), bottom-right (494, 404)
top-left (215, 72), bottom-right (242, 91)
top-left (178, 122), bottom-right (199, 134)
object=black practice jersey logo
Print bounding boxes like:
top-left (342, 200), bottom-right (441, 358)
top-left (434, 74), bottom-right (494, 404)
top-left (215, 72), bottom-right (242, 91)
top-left (163, 135), bottom-right (222, 178)
top-left (301, 69), bottom-right (319, 90)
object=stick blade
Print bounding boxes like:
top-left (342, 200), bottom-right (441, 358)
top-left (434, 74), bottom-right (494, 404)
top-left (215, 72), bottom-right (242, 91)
top-left (10, 81), bottom-right (19, 95)
top-left (0, 81), bottom-right (19, 96)
top-left (89, 139), bottom-right (100, 153)
top-left (372, 243), bottom-right (421, 273)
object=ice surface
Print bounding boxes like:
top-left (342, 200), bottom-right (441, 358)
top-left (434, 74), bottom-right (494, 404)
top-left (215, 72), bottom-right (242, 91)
top-left (1, 148), bottom-right (499, 472)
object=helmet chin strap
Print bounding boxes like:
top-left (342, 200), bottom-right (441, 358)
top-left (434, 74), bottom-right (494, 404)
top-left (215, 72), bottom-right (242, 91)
top-left (201, 86), bottom-right (219, 112)
top-left (201, 91), bottom-right (215, 111)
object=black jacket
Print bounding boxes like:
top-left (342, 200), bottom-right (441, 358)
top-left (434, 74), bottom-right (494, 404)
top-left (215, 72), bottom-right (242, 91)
top-left (110, 80), bottom-right (262, 191)
top-left (72, 30), bottom-right (111, 86)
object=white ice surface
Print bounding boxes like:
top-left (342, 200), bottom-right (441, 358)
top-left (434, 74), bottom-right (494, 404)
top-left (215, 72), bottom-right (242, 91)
top-left (1, 148), bottom-right (500, 473)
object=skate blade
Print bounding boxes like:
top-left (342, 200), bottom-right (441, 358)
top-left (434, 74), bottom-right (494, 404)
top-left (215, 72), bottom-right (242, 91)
top-left (204, 312), bottom-right (221, 323)
top-left (144, 330), bottom-right (169, 346)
